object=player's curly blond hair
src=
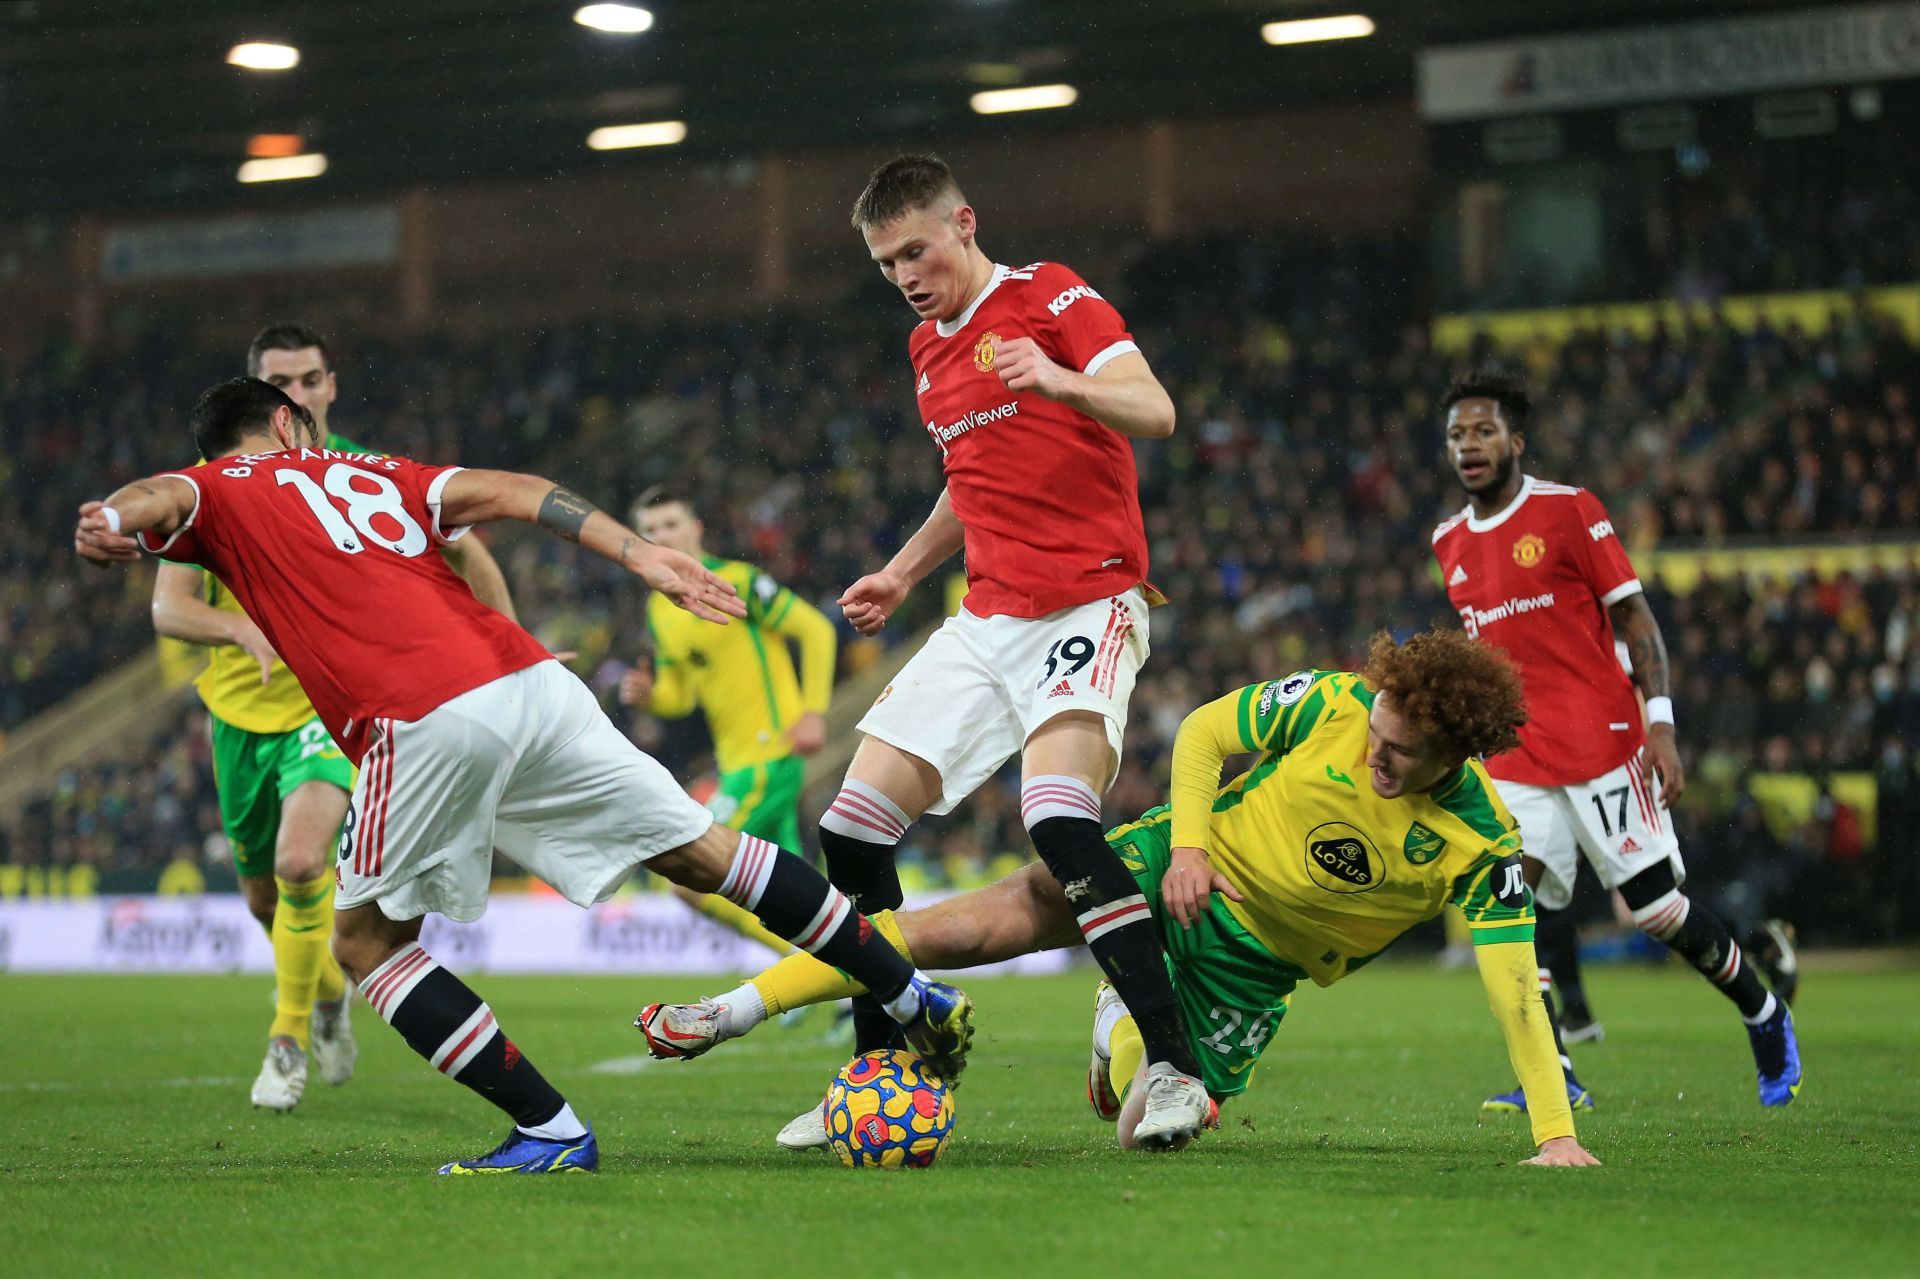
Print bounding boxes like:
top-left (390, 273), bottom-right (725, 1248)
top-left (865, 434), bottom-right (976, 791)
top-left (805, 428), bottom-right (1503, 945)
top-left (1361, 629), bottom-right (1527, 761)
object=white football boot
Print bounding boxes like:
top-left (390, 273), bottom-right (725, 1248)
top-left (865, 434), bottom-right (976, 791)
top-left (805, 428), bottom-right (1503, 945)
top-left (1087, 982), bottom-right (1125, 1122)
top-left (250, 1036), bottom-right (308, 1112)
top-left (310, 996), bottom-right (358, 1086)
top-left (1130, 1063), bottom-right (1214, 1151)
top-left (776, 1100), bottom-right (831, 1152)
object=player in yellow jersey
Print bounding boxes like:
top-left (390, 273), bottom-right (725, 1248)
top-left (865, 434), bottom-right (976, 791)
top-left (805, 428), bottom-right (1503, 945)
top-left (150, 324), bottom-right (516, 1111)
top-left (619, 487), bottom-right (837, 953)
top-left (638, 629), bottom-right (1599, 1164)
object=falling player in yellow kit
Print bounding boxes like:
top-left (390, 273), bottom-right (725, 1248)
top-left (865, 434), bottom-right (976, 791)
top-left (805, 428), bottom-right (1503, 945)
top-left (619, 487), bottom-right (837, 953)
top-left (150, 324), bottom-right (517, 1111)
top-left (639, 629), bottom-right (1599, 1165)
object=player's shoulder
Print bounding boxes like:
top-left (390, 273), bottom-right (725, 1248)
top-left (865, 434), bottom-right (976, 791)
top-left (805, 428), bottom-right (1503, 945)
top-left (1527, 476), bottom-right (1602, 512)
top-left (1431, 506), bottom-right (1471, 545)
top-left (1428, 760), bottom-right (1519, 845)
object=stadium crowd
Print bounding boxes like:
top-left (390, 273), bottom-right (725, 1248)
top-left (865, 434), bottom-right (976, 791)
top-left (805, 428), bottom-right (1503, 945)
top-left (3, 233), bottom-right (1917, 940)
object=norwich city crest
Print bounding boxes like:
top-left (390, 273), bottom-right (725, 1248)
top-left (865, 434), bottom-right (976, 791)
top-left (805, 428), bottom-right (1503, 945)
top-left (1403, 821), bottom-right (1447, 865)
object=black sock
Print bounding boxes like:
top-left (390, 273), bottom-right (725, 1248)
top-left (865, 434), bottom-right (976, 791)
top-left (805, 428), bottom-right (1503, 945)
top-left (1029, 814), bottom-right (1203, 1080)
top-left (1624, 874), bottom-right (1771, 1019)
top-left (820, 826), bottom-right (908, 1053)
top-left (1534, 906), bottom-right (1592, 1023)
top-left (360, 943), bottom-right (568, 1132)
top-left (720, 834), bottom-right (915, 1007)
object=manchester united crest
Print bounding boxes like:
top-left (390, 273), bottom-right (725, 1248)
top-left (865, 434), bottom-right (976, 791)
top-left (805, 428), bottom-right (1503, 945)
top-left (1511, 533), bottom-right (1547, 568)
top-left (973, 330), bottom-right (1001, 373)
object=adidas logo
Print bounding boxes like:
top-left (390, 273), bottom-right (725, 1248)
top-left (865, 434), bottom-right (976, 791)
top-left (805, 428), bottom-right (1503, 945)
top-left (1046, 679), bottom-right (1074, 699)
top-left (917, 371), bottom-right (931, 394)
top-left (1619, 836), bottom-right (1642, 855)
top-left (1448, 565), bottom-right (1468, 586)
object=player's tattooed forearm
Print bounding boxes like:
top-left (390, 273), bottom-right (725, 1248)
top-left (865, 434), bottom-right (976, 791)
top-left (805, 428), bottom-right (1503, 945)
top-left (536, 486), bottom-right (597, 541)
top-left (1627, 629), bottom-right (1671, 700)
top-left (615, 535), bottom-right (638, 568)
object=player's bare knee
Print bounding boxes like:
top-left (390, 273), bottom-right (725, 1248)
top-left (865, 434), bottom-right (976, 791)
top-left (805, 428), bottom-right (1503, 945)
top-left (651, 824), bottom-right (737, 894)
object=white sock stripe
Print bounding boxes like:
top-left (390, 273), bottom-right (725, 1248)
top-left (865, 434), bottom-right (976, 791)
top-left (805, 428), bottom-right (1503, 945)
top-left (436, 1009), bottom-right (499, 1077)
top-left (841, 780), bottom-right (911, 830)
top-left (1021, 776), bottom-right (1102, 828)
top-left (1713, 941), bottom-right (1742, 985)
top-left (360, 944), bottom-right (436, 1021)
top-left (797, 891), bottom-right (852, 953)
top-left (1077, 895), bottom-right (1152, 944)
top-left (823, 788), bottom-right (909, 842)
top-left (1632, 888), bottom-right (1688, 938)
top-left (430, 1003), bottom-right (493, 1071)
top-left (718, 835), bottom-right (777, 911)
top-left (1537, 968), bottom-right (1554, 991)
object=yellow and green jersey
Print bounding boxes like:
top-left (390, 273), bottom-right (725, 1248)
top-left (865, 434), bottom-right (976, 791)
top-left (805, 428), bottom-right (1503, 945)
top-left (1168, 670), bottom-right (1531, 989)
top-left (646, 556), bottom-right (836, 774)
top-left (189, 432), bottom-right (368, 734)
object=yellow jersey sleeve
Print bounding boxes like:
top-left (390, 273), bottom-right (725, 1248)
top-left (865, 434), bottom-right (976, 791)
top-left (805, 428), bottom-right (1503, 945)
top-left (759, 580), bottom-right (836, 715)
top-left (1168, 671), bottom-right (1344, 850)
top-left (644, 607), bottom-right (698, 719)
top-left (1473, 939), bottom-right (1576, 1145)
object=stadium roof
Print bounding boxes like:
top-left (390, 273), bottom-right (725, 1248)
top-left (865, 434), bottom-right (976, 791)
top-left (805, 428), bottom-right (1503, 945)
top-left (3, 0), bottom-right (1800, 218)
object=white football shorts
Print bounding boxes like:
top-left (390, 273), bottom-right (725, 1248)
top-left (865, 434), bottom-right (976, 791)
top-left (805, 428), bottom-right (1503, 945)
top-left (856, 588), bottom-right (1151, 815)
top-left (335, 659), bottom-right (714, 923)
top-left (1493, 748), bottom-right (1685, 912)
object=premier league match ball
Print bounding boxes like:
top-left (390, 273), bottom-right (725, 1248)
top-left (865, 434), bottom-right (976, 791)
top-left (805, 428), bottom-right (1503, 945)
top-left (823, 1049), bottom-right (956, 1169)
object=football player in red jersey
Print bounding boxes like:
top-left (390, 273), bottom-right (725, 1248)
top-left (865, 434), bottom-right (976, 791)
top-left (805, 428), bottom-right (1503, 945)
top-left (72, 377), bottom-right (976, 1173)
top-left (1433, 368), bottom-right (1802, 1109)
top-left (752, 152), bottom-right (1209, 1152)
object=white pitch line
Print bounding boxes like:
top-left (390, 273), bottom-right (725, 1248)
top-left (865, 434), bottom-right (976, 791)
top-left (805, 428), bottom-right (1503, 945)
top-left (0, 1074), bottom-right (245, 1093)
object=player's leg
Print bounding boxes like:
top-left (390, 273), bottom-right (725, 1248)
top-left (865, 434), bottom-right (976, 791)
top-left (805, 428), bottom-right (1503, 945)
top-left (268, 718), bottom-right (357, 1087)
top-left (1579, 752), bottom-right (1800, 1104)
top-left (642, 862), bottom-right (1082, 1056)
top-left (211, 718), bottom-right (309, 1110)
top-left (332, 699), bottom-right (598, 1174)
top-left (671, 762), bottom-right (798, 957)
top-left (491, 661), bottom-right (977, 1079)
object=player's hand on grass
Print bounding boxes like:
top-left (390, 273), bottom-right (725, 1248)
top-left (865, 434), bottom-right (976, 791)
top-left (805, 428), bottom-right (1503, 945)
top-left (618, 660), bottom-right (654, 708)
top-left (74, 501), bottom-right (142, 566)
top-left (787, 712), bottom-right (827, 756)
top-left (230, 618), bottom-right (279, 684)
top-left (631, 545), bottom-right (747, 625)
top-left (1163, 845), bottom-right (1243, 928)
top-left (1644, 723), bottom-right (1685, 807)
top-left (840, 569), bottom-right (909, 636)
top-left (992, 337), bottom-right (1069, 400)
top-left (1523, 1136), bottom-right (1601, 1167)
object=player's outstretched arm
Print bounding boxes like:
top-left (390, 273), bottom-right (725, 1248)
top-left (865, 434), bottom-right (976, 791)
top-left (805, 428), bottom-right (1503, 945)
top-left (74, 478), bottom-right (199, 566)
top-left (839, 487), bottom-right (964, 636)
top-left (1473, 939), bottom-right (1599, 1166)
top-left (993, 343), bottom-right (1174, 439)
top-left (150, 561), bottom-right (278, 684)
top-left (1164, 692), bottom-right (1252, 927)
top-left (1609, 591), bottom-right (1684, 805)
top-left (436, 469), bottom-right (745, 625)
top-left (770, 593), bottom-right (837, 754)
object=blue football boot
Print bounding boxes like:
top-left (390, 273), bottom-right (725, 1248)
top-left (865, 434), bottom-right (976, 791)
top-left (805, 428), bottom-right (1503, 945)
top-left (1748, 1003), bottom-right (1803, 1107)
top-left (439, 1125), bottom-right (599, 1175)
top-left (900, 977), bottom-right (974, 1086)
top-left (1482, 1072), bottom-right (1594, 1114)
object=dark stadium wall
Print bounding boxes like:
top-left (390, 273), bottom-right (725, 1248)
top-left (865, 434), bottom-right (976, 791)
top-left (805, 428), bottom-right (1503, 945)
top-left (1, 102), bottom-right (1422, 354)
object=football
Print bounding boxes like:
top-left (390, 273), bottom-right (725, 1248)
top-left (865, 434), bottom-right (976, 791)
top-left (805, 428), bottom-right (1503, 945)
top-left (823, 1049), bottom-right (956, 1169)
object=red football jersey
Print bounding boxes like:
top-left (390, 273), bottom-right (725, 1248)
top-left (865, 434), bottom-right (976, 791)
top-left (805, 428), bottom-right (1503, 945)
top-left (910, 260), bottom-right (1151, 619)
top-left (1431, 475), bottom-right (1645, 787)
top-left (138, 448), bottom-right (552, 764)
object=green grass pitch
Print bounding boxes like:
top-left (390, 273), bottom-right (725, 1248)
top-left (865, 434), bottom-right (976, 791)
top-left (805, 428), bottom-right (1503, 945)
top-left (2, 963), bottom-right (1916, 1278)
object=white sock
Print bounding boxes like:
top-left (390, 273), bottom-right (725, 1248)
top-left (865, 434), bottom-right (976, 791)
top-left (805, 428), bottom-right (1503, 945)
top-left (881, 973), bottom-right (925, 1024)
top-left (519, 1101), bottom-right (588, 1141)
top-left (1741, 992), bottom-right (1779, 1027)
top-left (716, 983), bottom-right (768, 1038)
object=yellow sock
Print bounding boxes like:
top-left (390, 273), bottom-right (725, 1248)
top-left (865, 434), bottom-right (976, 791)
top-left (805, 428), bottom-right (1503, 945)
top-left (268, 874), bottom-right (335, 1049)
top-left (752, 908), bottom-right (911, 1015)
top-left (692, 893), bottom-right (793, 957)
top-left (315, 945), bottom-right (347, 1004)
top-left (1109, 1014), bottom-right (1146, 1102)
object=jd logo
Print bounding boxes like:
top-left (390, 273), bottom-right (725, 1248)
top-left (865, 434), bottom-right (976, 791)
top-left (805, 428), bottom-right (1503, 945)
top-left (1304, 822), bottom-right (1383, 894)
top-left (1403, 821), bottom-right (1447, 865)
